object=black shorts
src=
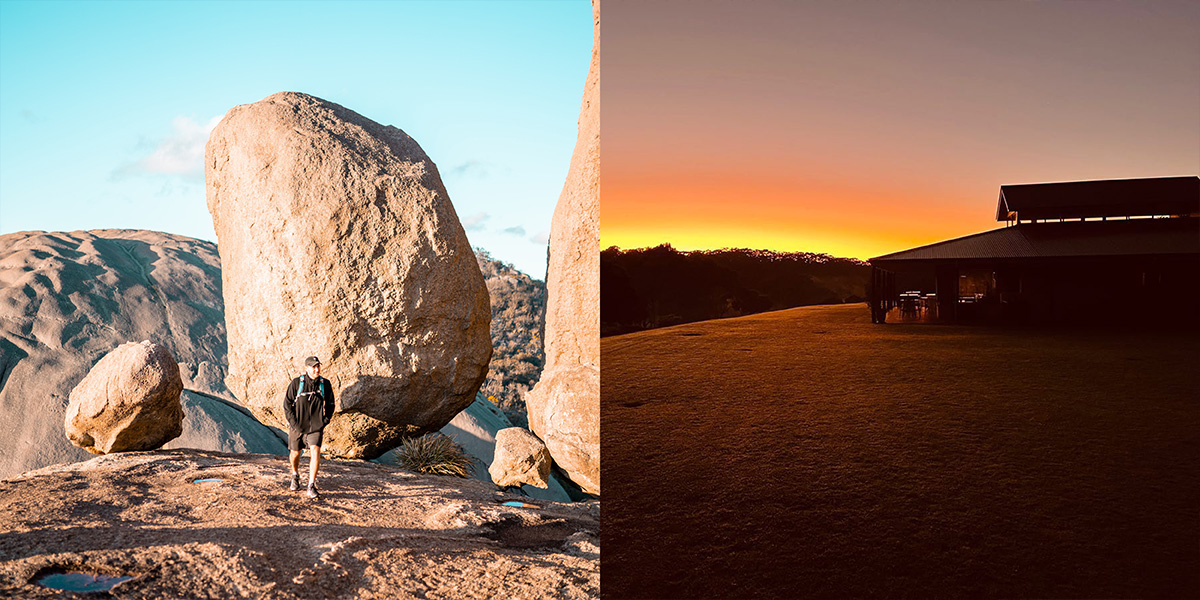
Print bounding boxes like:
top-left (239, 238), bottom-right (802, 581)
top-left (288, 430), bottom-right (324, 452)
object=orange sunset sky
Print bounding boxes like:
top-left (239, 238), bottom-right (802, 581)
top-left (602, 1), bottom-right (1200, 260)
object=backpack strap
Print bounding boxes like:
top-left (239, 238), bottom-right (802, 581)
top-left (297, 376), bottom-right (327, 398)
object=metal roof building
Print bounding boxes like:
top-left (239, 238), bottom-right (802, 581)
top-left (868, 176), bottom-right (1200, 325)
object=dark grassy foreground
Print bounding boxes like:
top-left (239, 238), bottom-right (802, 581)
top-left (602, 304), bottom-right (1199, 599)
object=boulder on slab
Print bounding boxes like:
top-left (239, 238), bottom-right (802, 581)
top-left (64, 340), bottom-right (184, 454)
top-left (489, 427), bottom-right (552, 489)
top-left (525, 1), bottom-right (600, 495)
top-left (374, 394), bottom-right (572, 502)
top-left (0, 229), bottom-right (229, 479)
top-left (205, 91), bottom-right (492, 459)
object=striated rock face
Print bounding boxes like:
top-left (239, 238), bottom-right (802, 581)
top-left (490, 427), bottom-right (552, 489)
top-left (205, 92), bottom-right (492, 459)
top-left (0, 450), bottom-right (599, 599)
top-left (64, 341), bottom-right (184, 454)
top-left (164, 390), bottom-right (287, 455)
top-left (525, 1), bottom-right (600, 495)
top-left (0, 230), bottom-right (233, 478)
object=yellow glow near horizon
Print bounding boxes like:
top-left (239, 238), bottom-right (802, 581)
top-left (600, 224), bottom-right (957, 261)
top-left (600, 177), bottom-right (999, 260)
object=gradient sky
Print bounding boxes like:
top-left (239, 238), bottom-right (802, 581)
top-left (603, 0), bottom-right (1200, 260)
top-left (0, 0), bottom-right (592, 278)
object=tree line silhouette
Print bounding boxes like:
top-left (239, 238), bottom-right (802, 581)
top-left (602, 244), bottom-right (870, 336)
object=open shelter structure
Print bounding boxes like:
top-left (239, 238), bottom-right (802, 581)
top-left (868, 176), bottom-right (1200, 325)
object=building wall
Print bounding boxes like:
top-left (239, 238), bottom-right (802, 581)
top-left (874, 254), bottom-right (1200, 326)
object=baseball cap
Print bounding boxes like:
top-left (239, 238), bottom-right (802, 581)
top-left (304, 356), bottom-right (321, 367)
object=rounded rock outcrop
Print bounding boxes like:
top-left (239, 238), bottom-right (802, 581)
top-left (489, 427), bottom-right (553, 489)
top-left (525, 1), bottom-right (600, 495)
top-left (64, 340), bottom-right (185, 454)
top-left (205, 91), bottom-right (492, 459)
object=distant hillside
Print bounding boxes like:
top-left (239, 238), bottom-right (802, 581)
top-left (474, 249), bottom-right (546, 428)
top-left (602, 244), bottom-right (869, 335)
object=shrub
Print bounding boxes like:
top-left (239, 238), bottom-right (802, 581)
top-left (396, 434), bottom-right (474, 478)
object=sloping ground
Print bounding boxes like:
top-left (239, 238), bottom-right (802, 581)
top-left (600, 245), bottom-right (867, 336)
top-left (0, 449), bottom-right (599, 599)
top-left (603, 304), bottom-right (1199, 599)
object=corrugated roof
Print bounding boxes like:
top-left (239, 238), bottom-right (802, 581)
top-left (996, 176), bottom-right (1199, 221)
top-left (871, 217), bottom-right (1200, 263)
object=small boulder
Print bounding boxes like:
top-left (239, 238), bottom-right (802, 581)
top-left (64, 341), bottom-right (184, 454)
top-left (489, 427), bottom-right (552, 489)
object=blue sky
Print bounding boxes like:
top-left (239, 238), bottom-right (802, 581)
top-left (0, 0), bottom-right (593, 278)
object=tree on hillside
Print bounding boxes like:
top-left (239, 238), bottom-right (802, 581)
top-left (600, 245), bottom-right (870, 335)
top-left (475, 249), bottom-right (546, 428)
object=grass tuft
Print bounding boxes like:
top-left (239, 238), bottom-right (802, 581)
top-left (395, 433), bottom-right (474, 478)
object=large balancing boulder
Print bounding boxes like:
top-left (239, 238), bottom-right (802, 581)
top-left (205, 91), bottom-right (492, 459)
top-left (525, 1), bottom-right (600, 495)
top-left (64, 340), bottom-right (185, 454)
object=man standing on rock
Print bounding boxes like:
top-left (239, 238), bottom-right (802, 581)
top-left (284, 356), bottom-right (334, 499)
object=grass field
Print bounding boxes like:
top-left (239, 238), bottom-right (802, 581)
top-left (602, 304), bottom-right (1199, 599)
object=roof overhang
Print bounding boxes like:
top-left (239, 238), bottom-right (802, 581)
top-left (995, 176), bottom-right (1199, 222)
top-left (872, 217), bottom-right (1200, 265)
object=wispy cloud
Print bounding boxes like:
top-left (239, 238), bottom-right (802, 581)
top-left (529, 230), bottom-right (550, 245)
top-left (115, 115), bottom-right (222, 181)
top-left (501, 225), bottom-right (527, 237)
top-left (450, 160), bottom-right (489, 178)
top-left (20, 109), bottom-right (38, 122)
top-left (462, 212), bottom-right (490, 232)
top-left (448, 160), bottom-right (511, 180)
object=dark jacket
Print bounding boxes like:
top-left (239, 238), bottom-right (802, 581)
top-left (284, 375), bottom-right (334, 435)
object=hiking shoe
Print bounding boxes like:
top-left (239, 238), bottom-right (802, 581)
top-left (307, 481), bottom-right (320, 500)
top-left (289, 474), bottom-right (300, 491)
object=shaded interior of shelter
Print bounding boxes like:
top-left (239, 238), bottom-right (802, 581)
top-left (868, 176), bottom-right (1200, 326)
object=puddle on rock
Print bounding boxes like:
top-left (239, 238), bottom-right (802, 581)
top-left (36, 572), bottom-right (135, 593)
top-left (501, 501), bottom-right (539, 508)
top-left (192, 478), bottom-right (224, 484)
